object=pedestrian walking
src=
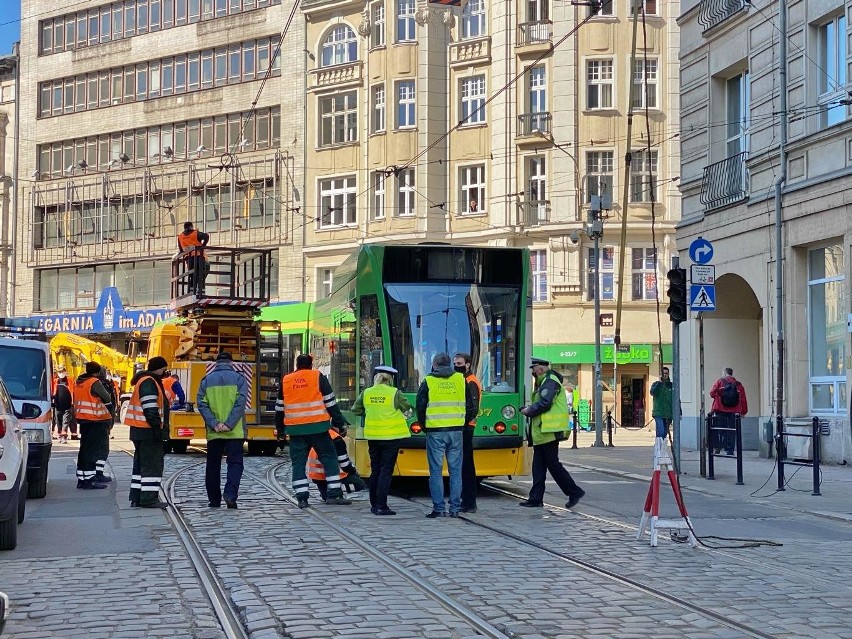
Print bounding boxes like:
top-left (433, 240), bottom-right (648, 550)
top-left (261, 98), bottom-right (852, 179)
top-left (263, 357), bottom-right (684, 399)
top-left (72, 362), bottom-right (115, 490)
top-left (275, 354), bottom-right (352, 508)
top-left (197, 351), bottom-right (248, 509)
top-left (306, 428), bottom-right (367, 500)
top-left (52, 370), bottom-right (73, 443)
top-left (650, 366), bottom-right (673, 438)
top-left (177, 221), bottom-right (210, 295)
top-left (352, 365), bottom-right (412, 516)
top-left (416, 353), bottom-right (476, 518)
top-left (126, 357), bottom-right (170, 509)
top-left (709, 367), bottom-right (748, 455)
top-left (453, 353), bottom-right (481, 513)
top-left (519, 358), bottom-right (585, 509)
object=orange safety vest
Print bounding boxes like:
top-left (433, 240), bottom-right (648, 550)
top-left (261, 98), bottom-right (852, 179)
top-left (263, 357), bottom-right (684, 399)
top-left (72, 378), bottom-right (112, 421)
top-left (178, 230), bottom-right (205, 258)
top-left (466, 374), bottom-right (482, 426)
top-left (162, 377), bottom-right (178, 403)
top-left (306, 430), bottom-right (348, 481)
top-left (282, 369), bottom-right (330, 427)
top-left (125, 374), bottom-right (166, 429)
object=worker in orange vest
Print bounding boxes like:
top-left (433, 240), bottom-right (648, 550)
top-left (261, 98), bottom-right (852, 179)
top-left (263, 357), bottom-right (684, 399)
top-left (72, 362), bottom-right (115, 490)
top-left (163, 372), bottom-right (186, 410)
top-left (453, 353), bottom-right (482, 513)
top-left (306, 429), bottom-right (366, 500)
top-left (177, 221), bottom-right (210, 295)
top-left (275, 354), bottom-right (352, 508)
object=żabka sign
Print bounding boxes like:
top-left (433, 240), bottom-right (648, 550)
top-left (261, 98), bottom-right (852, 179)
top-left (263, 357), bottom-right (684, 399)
top-left (31, 288), bottom-right (176, 335)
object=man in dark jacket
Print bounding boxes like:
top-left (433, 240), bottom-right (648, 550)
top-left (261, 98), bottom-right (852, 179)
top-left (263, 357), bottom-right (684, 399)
top-left (127, 357), bottom-right (171, 509)
top-left (52, 370), bottom-right (73, 444)
top-left (73, 362), bottom-right (115, 490)
top-left (649, 367), bottom-right (673, 438)
top-left (276, 354), bottom-right (352, 508)
top-left (416, 353), bottom-right (477, 518)
top-left (453, 352), bottom-right (481, 513)
top-left (94, 368), bottom-right (117, 483)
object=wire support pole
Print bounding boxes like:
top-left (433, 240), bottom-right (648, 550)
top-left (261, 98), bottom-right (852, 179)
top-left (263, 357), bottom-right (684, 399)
top-left (593, 226), bottom-right (604, 446)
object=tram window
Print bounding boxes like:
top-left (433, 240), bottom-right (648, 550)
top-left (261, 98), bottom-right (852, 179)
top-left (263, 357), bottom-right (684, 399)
top-left (359, 294), bottom-right (384, 390)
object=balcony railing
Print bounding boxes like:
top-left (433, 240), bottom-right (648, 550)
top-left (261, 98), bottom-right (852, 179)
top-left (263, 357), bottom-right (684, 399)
top-left (517, 112), bottom-right (552, 137)
top-left (524, 200), bottom-right (551, 226)
top-left (698, 0), bottom-right (747, 32)
top-left (700, 152), bottom-right (748, 211)
top-left (517, 21), bottom-right (553, 47)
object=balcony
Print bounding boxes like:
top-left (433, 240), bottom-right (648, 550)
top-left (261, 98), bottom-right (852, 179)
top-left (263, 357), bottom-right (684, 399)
top-left (698, 0), bottom-right (748, 32)
top-left (516, 21), bottom-right (553, 52)
top-left (700, 152), bottom-right (748, 211)
top-left (523, 200), bottom-right (551, 226)
top-left (517, 112), bottom-right (553, 145)
top-left (308, 61), bottom-right (362, 92)
top-left (449, 37), bottom-right (491, 68)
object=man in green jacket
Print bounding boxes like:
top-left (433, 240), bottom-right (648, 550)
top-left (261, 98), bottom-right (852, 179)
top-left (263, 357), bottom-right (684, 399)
top-left (198, 351), bottom-right (248, 509)
top-left (650, 366), bottom-right (673, 438)
top-left (519, 358), bottom-right (585, 509)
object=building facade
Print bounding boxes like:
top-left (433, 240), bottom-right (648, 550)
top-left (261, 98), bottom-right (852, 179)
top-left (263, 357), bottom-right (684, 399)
top-left (301, 0), bottom-right (681, 426)
top-left (677, 0), bottom-right (852, 461)
top-left (14, 0), bottom-right (304, 346)
top-left (0, 50), bottom-right (17, 317)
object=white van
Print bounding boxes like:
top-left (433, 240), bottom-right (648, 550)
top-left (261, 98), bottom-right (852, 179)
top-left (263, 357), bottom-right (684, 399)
top-left (0, 320), bottom-right (52, 499)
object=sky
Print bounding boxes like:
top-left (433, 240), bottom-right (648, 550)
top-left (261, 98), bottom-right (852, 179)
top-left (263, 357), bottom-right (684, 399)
top-left (0, 0), bottom-right (21, 55)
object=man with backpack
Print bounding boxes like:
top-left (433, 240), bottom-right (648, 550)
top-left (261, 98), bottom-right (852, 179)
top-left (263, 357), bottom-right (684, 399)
top-left (709, 367), bottom-right (748, 455)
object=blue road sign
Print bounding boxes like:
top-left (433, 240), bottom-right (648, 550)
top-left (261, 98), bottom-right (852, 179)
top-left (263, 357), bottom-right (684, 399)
top-left (689, 237), bottom-right (714, 265)
top-left (690, 284), bottom-right (716, 311)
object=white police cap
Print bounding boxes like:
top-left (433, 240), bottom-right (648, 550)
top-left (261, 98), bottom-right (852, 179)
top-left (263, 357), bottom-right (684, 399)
top-left (375, 365), bottom-right (398, 375)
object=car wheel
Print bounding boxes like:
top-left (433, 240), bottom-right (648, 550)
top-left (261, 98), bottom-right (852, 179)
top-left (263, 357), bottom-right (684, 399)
top-left (27, 467), bottom-right (48, 499)
top-left (17, 483), bottom-right (27, 524)
top-left (0, 494), bottom-right (18, 551)
top-left (119, 400), bottom-right (129, 425)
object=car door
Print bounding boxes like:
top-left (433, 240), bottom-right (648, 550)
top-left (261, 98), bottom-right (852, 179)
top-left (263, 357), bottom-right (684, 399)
top-left (0, 381), bottom-right (24, 461)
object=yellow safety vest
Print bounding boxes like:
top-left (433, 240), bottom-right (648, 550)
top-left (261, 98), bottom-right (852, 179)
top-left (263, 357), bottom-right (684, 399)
top-left (424, 373), bottom-right (466, 429)
top-left (363, 384), bottom-right (409, 440)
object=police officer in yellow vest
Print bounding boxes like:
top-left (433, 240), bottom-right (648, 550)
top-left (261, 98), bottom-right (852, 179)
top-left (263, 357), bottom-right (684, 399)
top-left (519, 358), bottom-right (585, 509)
top-left (352, 365), bottom-right (412, 516)
top-left (416, 353), bottom-right (477, 518)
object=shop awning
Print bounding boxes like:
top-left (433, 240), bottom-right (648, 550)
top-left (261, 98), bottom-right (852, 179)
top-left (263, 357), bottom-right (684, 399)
top-left (533, 343), bottom-right (672, 365)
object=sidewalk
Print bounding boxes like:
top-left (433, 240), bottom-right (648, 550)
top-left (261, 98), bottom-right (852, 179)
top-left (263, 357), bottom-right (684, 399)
top-left (559, 426), bottom-right (852, 523)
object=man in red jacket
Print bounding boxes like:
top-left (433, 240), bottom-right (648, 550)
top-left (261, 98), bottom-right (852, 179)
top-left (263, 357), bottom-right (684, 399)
top-left (709, 367), bottom-right (748, 455)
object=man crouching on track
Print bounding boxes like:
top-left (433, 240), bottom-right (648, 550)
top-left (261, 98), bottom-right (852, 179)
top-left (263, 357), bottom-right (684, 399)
top-left (276, 354), bottom-right (352, 508)
top-left (126, 357), bottom-right (170, 509)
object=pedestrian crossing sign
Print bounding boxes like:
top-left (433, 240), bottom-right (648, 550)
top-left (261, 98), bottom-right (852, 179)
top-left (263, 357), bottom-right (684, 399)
top-left (689, 284), bottom-right (716, 311)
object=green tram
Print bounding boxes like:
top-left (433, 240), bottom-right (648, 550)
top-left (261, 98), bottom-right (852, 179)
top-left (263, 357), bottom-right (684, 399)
top-left (261, 244), bottom-right (532, 478)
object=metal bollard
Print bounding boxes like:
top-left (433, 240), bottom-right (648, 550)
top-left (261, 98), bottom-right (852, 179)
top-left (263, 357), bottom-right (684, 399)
top-left (571, 410), bottom-right (579, 449)
top-left (735, 414), bottom-right (743, 485)
top-left (606, 411), bottom-right (614, 447)
top-left (812, 417), bottom-right (821, 496)
top-left (707, 414), bottom-right (715, 480)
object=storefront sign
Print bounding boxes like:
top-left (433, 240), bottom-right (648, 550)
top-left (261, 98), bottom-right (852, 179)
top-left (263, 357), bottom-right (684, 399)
top-left (533, 343), bottom-right (672, 365)
top-left (29, 287), bottom-right (175, 335)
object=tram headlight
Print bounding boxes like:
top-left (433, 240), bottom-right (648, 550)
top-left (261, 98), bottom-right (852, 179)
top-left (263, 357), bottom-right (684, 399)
top-left (501, 405), bottom-right (516, 420)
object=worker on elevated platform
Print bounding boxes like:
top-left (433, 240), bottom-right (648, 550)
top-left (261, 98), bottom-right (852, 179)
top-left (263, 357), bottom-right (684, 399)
top-left (177, 221), bottom-right (210, 295)
top-left (276, 354), bottom-right (352, 508)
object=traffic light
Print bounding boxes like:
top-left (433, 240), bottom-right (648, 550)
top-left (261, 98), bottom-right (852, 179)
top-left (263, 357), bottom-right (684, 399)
top-left (666, 268), bottom-right (688, 324)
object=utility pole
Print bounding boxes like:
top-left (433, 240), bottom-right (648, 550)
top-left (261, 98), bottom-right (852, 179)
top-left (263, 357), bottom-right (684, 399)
top-left (588, 196), bottom-right (607, 447)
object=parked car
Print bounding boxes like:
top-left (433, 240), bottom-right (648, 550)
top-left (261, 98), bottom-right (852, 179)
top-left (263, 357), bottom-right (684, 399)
top-left (0, 377), bottom-right (27, 551)
top-left (0, 590), bottom-right (8, 633)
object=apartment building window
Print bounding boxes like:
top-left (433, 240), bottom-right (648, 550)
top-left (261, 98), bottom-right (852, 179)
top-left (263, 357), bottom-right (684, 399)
top-left (531, 250), bottom-right (548, 303)
top-left (527, 156), bottom-right (547, 224)
top-left (397, 0), bottom-right (416, 42)
top-left (397, 80), bottom-right (416, 128)
top-left (319, 91), bottom-right (358, 147)
top-left (818, 15), bottom-right (848, 128)
top-left (321, 25), bottom-right (358, 67)
top-left (590, 0), bottom-right (613, 16)
top-left (318, 268), bottom-right (334, 299)
top-left (36, 262), bottom-right (171, 311)
top-left (38, 37), bottom-right (281, 118)
top-left (726, 72), bottom-right (749, 156)
top-left (585, 151), bottom-right (614, 202)
top-left (632, 58), bottom-right (658, 109)
top-left (373, 171), bottom-right (386, 220)
top-left (460, 75), bottom-right (486, 125)
top-left (631, 247), bottom-right (657, 300)
top-left (527, 0), bottom-right (549, 22)
top-left (462, 0), bottom-right (486, 39)
top-left (396, 169), bottom-right (415, 216)
top-left (371, 2), bottom-right (385, 48)
top-left (528, 66), bottom-right (546, 113)
top-left (587, 246), bottom-right (615, 301)
top-left (39, 0), bottom-right (281, 55)
top-left (630, 150), bottom-right (657, 203)
top-left (372, 84), bottom-right (386, 133)
top-left (630, 0), bottom-right (657, 15)
top-left (460, 165), bottom-right (486, 214)
top-left (587, 59), bottom-right (614, 109)
top-left (809, 244), bottom-right (846, 414)
top-left (319, 176), bottom-right (357, 228)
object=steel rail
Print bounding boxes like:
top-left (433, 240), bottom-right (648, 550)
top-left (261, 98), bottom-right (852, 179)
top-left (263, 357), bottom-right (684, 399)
top-left (251, 463), bottom-right (511, 639)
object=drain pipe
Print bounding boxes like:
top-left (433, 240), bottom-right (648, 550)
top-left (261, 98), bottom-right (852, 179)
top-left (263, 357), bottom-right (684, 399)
top-left (773, 0), bottom-right (787, 469)
top-left (9, 41), bottom-right (19, 317)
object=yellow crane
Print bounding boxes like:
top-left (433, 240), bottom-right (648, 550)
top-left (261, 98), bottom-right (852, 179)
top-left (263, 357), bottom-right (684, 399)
top-left (49, 332), bottom-right (141, 402)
